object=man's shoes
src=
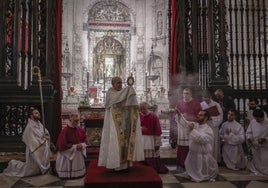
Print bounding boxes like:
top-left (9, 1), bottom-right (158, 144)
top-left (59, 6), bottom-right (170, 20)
top-left (176, 171), bottom-right (190, 179)
top-left (231, 167), bottom-right (239, 171)
top-left (113, 168), bottom-right (129, 173)
top-left (229, 166), bottom-right (240, 171)
top-left (175, 166), bottom-right (185, 173)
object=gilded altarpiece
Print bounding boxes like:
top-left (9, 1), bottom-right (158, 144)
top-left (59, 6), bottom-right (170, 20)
top-left (85, 1), bottom-right (132, 102)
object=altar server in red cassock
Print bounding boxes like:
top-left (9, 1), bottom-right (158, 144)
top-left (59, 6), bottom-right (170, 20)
top-left (175, 88), bottom-right (201, 172)
top-left (56, 113), bottom-right (88, 179)
top-left (139, 102), bottom-right (169, 173)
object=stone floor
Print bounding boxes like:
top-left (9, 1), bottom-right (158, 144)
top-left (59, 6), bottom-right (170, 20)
top-left (0, 146), bottom-right (268, 188)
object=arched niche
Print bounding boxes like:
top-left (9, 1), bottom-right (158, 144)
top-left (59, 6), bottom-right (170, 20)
top-left (93, 32), bottom-right (125, 84)
top-left (147, 50), bottom-right (163, 86)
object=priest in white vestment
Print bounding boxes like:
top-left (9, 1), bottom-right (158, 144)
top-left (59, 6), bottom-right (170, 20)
top-left (98, 77), bottom-right (144, 171)
top-left (219, 109), bottom-right (246, 170)
top-left (200, 91), bottom-right (223, 162)
top-left (1, 108), bottom-right (51, 177)
top-left (246, 109), bottom-right (268, 175)
top-left (183, 110), bottom-right (218, 182)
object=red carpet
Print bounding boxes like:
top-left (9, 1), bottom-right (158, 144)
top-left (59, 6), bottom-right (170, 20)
top-left (84, 159), bottom-right (162, 188)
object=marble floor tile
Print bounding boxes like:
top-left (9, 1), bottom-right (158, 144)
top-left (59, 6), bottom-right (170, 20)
top-left (246, 180), bottom-right (268, 188)
top-left (163, 183), bottom-right (184, 188)
top-left (181, 181), bottom-right (237, 188)
top-left (159, 173), bottom-right (180, 183)
top-left (220, 173), bottom-right (268, 181)
top-left (0, 175), bottom-right (20, 188)
top-left (33, 186), bottom-right (63, 188)
top-left (21, 174), bottom-right (60, 187)
top-left (219, 166), bottom-right (249, 174)
top-left (64, 177), bottom-right (85, 187)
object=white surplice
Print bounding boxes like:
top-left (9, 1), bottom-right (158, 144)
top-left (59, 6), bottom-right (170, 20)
top-left (200, 100), bottom-right (223, 162)
top-left (1, 119), bottom-right (51, 177)
top-left (185, 123), bottom-right (218, 182)
top-left (246, 118), bottom-right (268, 175)
top-left (56, 143), bottom-right (87, 178)
top-left (219, 120), bottom-right (246, 170)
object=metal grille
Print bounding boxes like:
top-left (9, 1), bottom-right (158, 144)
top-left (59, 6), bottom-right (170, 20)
top-left (226, 0), bottom-right (268, 122)
top-left (227, 0), bottom-right (267, 91)
top-left (176, 0), bottom-right (268, 127)
top-left (0, 104), bottom-right (30, 136)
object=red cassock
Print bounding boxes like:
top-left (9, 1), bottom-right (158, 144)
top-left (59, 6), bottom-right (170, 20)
top-left (56, 125), bottom-right (88, 152)
top-left (176, 98), bottom-right (201, 122)
top-left (139, 112), bottom-right (162, 136)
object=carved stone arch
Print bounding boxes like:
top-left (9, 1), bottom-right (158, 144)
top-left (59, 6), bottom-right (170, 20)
top-left (93, 33), bottom-right (125, 83)
top-left (88, 1), bottom-right (131, 22)
top-left (84, 0), bottom-right (136, 32)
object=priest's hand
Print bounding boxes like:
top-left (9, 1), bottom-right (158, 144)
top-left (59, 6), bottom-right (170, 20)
top-left (43, 132), bottom-right (50, 140)
top-left (258, 138), bottom-right (266, 145)
top-left (175, 108), bottom-right (181, 115)
top-left (141, 127), bottom-right (148, 134)
top-left (76, 143), bottom-right (83, 151)
top-left (225, 128), bottom-right (231, 135)
top-left (188, 123), bottom-right (194, 130)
